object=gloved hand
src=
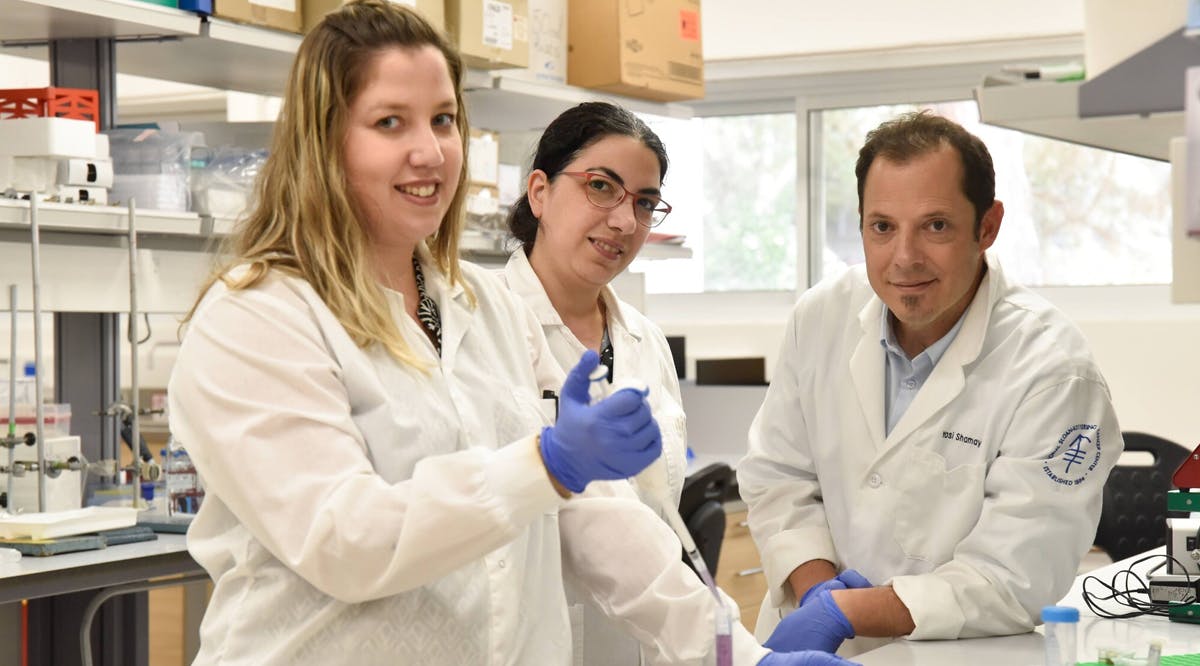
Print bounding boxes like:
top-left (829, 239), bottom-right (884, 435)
top-left (757, 650), bottom-right (861, 666)
top-left (799, 570), bottom-right (872, 608)
top-left (764, 588), bottom-right (855, 654)
top-left (540, 350), bottom-right (662, 493)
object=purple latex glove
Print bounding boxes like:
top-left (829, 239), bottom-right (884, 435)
top-left (765, 588), bottom-right (855, 654)
top-left (757, 651), bottom-right (861, 666)
top-left (799, 570), bottom-right (873, 608)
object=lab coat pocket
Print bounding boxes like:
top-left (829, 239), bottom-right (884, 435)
top-left (893, 448), bottom-right (985, 562)
top-left (492, 384), bottom-right (552, 446)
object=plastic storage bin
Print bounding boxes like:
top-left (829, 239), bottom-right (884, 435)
top-left (0, 87), bottom-right (100, 132)
top-left (106, 128), bottom-right (203, 212)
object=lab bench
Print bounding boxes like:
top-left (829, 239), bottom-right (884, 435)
top-left (0, 533), bottom-right (206, 666)
top-left (855, 546), bottom-right (1200, 665)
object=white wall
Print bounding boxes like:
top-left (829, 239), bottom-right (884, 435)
top-left (701, 0), bottom-right (1084, 61)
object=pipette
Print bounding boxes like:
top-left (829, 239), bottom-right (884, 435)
top-left (590, 366), bottom-right (734, 666)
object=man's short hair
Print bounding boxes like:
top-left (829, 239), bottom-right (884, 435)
top-left (855, 111), bottom-right (996, 233)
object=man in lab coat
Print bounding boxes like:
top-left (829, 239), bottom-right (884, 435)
top-left (738, 111), bottom-right (1123, 656)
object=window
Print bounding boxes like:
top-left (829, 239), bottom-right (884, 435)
top-left (814, 100), bottom-right (1172, 287)
top-left (633, 113), bottom-right (797, 293)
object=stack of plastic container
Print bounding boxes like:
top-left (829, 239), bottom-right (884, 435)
top-left (0, 87), bottom-right (113, 204)
top-left (106, 128), bottom-right (204, 212)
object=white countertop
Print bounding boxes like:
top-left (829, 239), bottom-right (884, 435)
top-left (857, 547), bottom-right (1200, 665)
top-left (0, 533), bottom-right (189, 580)
top-left (0, 533), bottom-right (199, 603)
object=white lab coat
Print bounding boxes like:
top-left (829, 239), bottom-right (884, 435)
top-left (501, 249), bottom-right (767, 666)
top-left (738, 253), bottom-right (1122, 652)
top-left (170, 246), bottom-right (570, 665)
top-left (501, 249), bottom-right (689, 512)
top-left (170, 243), bottom-right (769, 665)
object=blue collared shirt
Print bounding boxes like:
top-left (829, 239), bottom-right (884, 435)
top-left (880, 309), bottom-right (967, 436)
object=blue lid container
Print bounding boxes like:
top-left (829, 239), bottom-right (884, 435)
top-left (1041, 606), bottom-right (1080, 623)
top-left (177, 0), bottom-right (213, 14)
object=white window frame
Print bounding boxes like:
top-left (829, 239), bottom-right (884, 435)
top-left (646, 33), bottom-right (1200, 328)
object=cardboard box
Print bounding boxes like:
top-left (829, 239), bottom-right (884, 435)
top-left (213, 0), bottom-right (302, 34)
top-left (446, 0), bottom-right (530, 70)
top-left (302, 0), bottom-right (444, 33)
top-left (567, 0), bottom-right (703, 102)
top-left (504, 0), bottom-right (566, 84)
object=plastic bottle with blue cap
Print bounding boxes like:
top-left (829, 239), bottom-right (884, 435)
top-left (1042, 605), bottom-right (1079, 666)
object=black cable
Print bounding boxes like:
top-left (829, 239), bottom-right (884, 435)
top-left (1081, 553), bottom-right (1197, 619)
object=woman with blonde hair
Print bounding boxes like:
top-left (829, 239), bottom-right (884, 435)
top-left (170, 2), bottom-right (660, 662)
top-left (171, 2), bottom-right (857, 664)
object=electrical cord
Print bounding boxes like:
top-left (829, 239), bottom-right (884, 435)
top-left (1081, 552), bottom-right (1197, 619)
top-left (127, 312), bottom-right (150, 345)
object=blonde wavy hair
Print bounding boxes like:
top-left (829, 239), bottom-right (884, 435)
top-left (186, 0), bottom-right (471, 368)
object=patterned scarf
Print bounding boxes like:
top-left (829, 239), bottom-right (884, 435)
top-left (412, 256), bottom-right (442, 355)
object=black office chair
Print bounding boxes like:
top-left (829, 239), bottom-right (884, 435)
top-left (1094, 432), bottom-right (1191, 562)
top-left (678, 462), bottom-right (733, 577)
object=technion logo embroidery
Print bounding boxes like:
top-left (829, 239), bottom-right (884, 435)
top-left (1042, 424), bottom-right (1102, 487)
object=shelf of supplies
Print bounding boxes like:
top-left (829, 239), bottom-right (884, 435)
top-left (5, 1), bottom-right (698, 116)
top-left (464, 72), bottom-right (696, 132)
top-left (0, 198), bottom-right (202, 235)
top-left (974, 78), bottom-right (1180, 162)
top-left (0, 0), bottom-right (199, 43)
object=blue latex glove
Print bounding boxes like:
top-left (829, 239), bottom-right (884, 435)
top-left (540, 350), bottom-right (662, 492)
top-left (757, 651), bottom-right (861, 666)
top-left (799, 570), bottom-right (873, 608)
top-left (764, 588), bottom-right (855, 654)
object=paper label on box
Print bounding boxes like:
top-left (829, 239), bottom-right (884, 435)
top-left (250, 0), bottom-right (296, 11)
top-left (389, 0), bottom-right (418, 7)
top-left (513, 14), bottom-right (527, 42)
top-left (482, 1), bottom-right (514, 50)
top-left (679, 9), bottom-right (700, 41)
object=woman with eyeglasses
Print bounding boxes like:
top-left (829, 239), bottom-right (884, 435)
top-left (503, 102), bottom-right (788, 666)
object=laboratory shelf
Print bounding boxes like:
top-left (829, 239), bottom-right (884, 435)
top-left (0, 0), bottom-right (199, 43)
top-left (640, 242), bottom-right (693, 260)
top-left (974, 78), bottom-right (1180, 162)
top-left (119, 18), bottom-right (302, 97)
top-left (0, 198), bottom-right (203, 236)
top-left (6, 0), bottom-right (698, 111)
top-left (465, 72), bottom-right (695, 132)
top-left (206, 214), bottom-right (237, 236)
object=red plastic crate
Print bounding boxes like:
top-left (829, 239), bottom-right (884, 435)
top-left (0, 87), bottom-right (100, 132)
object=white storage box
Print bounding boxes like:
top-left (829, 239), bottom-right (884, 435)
top-left (0, 117), bottom-right (97, 159)
top-left (57, 158), bottom-right (114, 188)
top-left (9, 157), bottom-right (59, 192)
top-left (54, 186), bottom-right (108, 205)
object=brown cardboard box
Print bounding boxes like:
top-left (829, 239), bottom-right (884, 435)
top-left (214, 0), bottom-right (303, 33)
top-left (504, 0), bottom-right (566, 85)
top-left (302, 0), bottom-right (445, 33)
top-left (567, 0), bottom-right (703, 102)
top-left (445, 0), bottom-right (530, 70)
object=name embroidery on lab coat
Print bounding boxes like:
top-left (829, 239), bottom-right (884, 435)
top-left (1042, 424), bottom-right (1103, 487)
top-left (941, 431), bottom-right (982, 448)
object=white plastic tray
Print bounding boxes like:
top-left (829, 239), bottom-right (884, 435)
top-left (0, 506), bottom-right (138, 539)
